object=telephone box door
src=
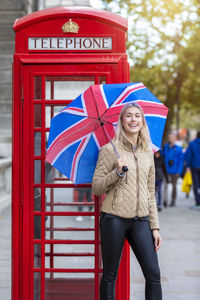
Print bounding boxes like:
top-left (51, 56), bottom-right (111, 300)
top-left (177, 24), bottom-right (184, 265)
top-left (21, 63), bottom-right (129, 300)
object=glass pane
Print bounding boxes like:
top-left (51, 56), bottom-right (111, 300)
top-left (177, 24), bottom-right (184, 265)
top-left (34, 272), bottom-right (41, 300)
top-left (34, 160), bottom-right (41, 184)
top-left (45, 272), bottom-right (94, 300)
top-left (45, 255), bottom-right (94, 269)
top-left (45, 188), bottom-right (94, 212)
top-left (34, 188), bottom-right (41, 211)
top-left (45, 162), bottom-right (53, 184)
top-left (45, 216), bottom-right (94, 240)
top-left (45, 244), bottom-right (94, 254)
top-left (34, 76), bottom-right (42, 100)
top-left (34, 244), bottom-right (41, 268)
top-left (34, 104), bottom-right (42, 128)
top-left (34, 132), bottom-right (41, 156)
top-left (34, 216), bottom-right (41, 239)
top-left (45, 165), bottom-right (69, 183)
top-left (45, 80), bottom-right (51, 100)
top-left (45, 105), bottom-right (66, 128)
top-left (45, 76), bottom-right (95, 100)
top-left (45, 106), bottom-right (52, 128)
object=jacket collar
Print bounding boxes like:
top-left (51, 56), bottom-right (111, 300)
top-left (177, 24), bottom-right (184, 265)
top-left (117, 132), bottom-right (140, 152)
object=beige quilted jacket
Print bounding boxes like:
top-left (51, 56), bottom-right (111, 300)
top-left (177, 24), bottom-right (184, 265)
top-left (92, 134), bottom-right (159, 230)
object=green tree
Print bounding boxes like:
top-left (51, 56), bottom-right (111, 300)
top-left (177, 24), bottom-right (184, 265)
top-left (102, 0), bottom-right (200, 140)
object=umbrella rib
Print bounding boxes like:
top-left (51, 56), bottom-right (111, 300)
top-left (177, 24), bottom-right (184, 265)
top-left (103, 112), bottom-right (121, 120)
top-left (62, 111), bottom-right (98, 120)
top-left (102, 119), bottom-right (117, 127)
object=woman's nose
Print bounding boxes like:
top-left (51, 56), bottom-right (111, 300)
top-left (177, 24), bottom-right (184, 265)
top-left (131, 116), bottom-right (136, 121)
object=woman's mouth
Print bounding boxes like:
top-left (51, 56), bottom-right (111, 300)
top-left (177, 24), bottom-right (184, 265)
top-left (128, 123), bottom-right (138, 128)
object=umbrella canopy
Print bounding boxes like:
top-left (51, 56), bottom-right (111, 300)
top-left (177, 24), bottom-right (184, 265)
top-left (46, 83), bottom-right (168, 184)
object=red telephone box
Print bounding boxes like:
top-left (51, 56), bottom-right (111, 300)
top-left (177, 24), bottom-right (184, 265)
top-left (12, 7), bottom-right (130, 300)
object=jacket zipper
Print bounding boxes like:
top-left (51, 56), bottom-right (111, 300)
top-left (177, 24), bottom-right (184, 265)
top-left (133, 149), bottom-right (139, 212)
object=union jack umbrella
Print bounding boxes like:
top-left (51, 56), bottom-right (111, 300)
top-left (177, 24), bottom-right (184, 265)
top-left (46, 83), bottom-right (168, 184)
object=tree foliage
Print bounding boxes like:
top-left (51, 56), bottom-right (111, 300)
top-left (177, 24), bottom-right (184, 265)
top-left (102, 0), bottom-right (200, 139)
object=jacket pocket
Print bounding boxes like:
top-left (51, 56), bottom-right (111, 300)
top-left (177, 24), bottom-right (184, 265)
top-left (112, 186), bottom-right (124, 209)
top-left (112, 188), bottom-right (118, 208)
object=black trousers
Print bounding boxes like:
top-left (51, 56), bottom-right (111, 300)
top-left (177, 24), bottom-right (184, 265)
top-left (100, 213), bottom-right (162, 300)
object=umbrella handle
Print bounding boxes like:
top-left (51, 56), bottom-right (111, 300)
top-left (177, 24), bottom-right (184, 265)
top-left (122, 166), bottom-right (128, 172)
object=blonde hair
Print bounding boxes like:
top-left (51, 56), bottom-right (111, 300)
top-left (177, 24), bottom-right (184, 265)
top-left (114, 103), bottom-right (151, 152)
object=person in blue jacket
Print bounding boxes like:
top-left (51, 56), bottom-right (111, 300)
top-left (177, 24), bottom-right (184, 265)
top-left (162, 133), bottom-right (184, 207)
top-left (185, 131), bottom-right (200, 208)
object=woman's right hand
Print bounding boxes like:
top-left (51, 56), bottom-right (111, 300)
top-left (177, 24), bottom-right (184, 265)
top-left (116, 155), bottom-right (128, 173)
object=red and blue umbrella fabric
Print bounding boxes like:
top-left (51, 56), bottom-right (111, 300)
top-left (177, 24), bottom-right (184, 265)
top-left (46, 83), bottom-right (168, 184)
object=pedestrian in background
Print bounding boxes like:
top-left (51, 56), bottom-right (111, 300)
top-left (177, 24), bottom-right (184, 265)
top-left (92, 103), bottom-right (162, 300)
top-left (162, 133), bottom-right (184, 207)
top-left (185, 131), bottom-right (200, 209)
top-left (154, 150), bottom-right (168, 211)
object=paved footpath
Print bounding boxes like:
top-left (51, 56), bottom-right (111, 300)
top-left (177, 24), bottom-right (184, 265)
top-left (0, 181), bottom-right (200, 300)
top-left (0, 204), bottom-right (11, 300)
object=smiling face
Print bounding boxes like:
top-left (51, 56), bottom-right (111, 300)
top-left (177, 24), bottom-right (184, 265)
top-left (121, 106), bottom-right (143, 137)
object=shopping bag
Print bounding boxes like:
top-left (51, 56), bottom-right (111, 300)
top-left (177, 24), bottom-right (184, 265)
top-left (181, 171), bottom-right (193, 193)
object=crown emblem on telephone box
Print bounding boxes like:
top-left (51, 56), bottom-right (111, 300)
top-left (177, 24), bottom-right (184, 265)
top-left (62, 19), bottom-right (79, 33)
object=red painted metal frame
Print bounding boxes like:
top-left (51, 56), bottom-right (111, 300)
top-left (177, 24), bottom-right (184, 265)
top-left (12, 6), bottom-right (130, 300)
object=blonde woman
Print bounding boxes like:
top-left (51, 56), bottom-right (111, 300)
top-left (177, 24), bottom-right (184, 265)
top-left (92, 103), bottom-right (162, 300)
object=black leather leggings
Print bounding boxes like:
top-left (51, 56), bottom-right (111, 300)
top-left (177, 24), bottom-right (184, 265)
top-left (100, 213), bottom-right (162, 300)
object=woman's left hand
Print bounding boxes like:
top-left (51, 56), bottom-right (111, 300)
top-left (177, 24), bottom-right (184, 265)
top-left (152, 230), bottom-right (162, 251)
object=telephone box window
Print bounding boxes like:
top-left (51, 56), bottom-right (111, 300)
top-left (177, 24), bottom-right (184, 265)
top-left (34, 132), bottom-right (41, 156)
top-left (34, 104), bottom-right (42, 128)
top-left (45, 165), bottom-right (68, 184)
top-left (34, 188), bottom-right (41, 211)
top-left (45, 254), bottom-right (94, 269)
top-left (45, 105), bottom-right (66, 129)
top-left (34, 216), bottom-right (41, 239)
top-left (45, 188), bottom-right (74, 212)
top-left (34, 76), bottom-right (42, 100)
top-left (45, 244), bottom-right (94, 255)
top-left (45, 76), bottom-right (95, 100)
top-left (34, 160), bottom-right (41, 184)
top-left (34, 272), bottom-right (41, 300)
top-left (34, 244), bottom-right (41, 268)
top-left (45, 216), bottom-right (95, 240)
top-left (45, 188), bottom-right (94, 212)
